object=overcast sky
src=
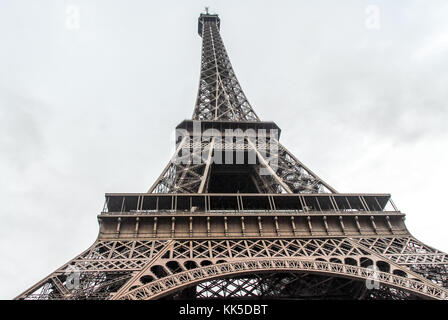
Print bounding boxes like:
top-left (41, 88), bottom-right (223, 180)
top-left (1, 0), bottom-right (447, 299)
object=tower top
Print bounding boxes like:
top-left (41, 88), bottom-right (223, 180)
top-left (198, 12), bottom-right (220, 36)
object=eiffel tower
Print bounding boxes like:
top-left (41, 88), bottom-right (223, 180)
top-left (16, 11), bottom-right (448, 300)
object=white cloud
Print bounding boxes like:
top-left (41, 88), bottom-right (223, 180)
top-left (413, 32), bottom-right (448, 60)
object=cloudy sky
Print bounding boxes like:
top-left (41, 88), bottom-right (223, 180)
top-left (1, 0), bottom-right (447, 299)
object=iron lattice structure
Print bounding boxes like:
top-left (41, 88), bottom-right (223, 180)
top-left (16, 12), bottom-right (448, 300)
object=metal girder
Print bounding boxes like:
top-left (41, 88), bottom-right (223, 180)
top-left (193, 18), bottom-right (259, 122)
top-left (15, 11), bottom-right (448, 301)
top-left (16, 237), bottom-right (448, 300)
top-left (170, 273), bottom-right (420, 300)
top-left (149, 136), bottom-right (336, 194)
top-left (117, 259), bottom-right (447, 300)
top-left (148, 13), bottom-right (336, 195)
top-left (354, 237), bottom-right (448, 287)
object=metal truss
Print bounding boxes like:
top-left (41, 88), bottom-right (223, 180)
top-left (16, 12), bottom-right (448, 301)
top-left (193, 16), bottom-right (259, 122)
top-left (354, 237), bottom-right (448, 287)
top-left (169, 273), bottom-right (420, 300)
top-left (149, 14), bottom-right (337, 195)
top-left (149, 136), bottom-right (336, 194)
top-left (16, 237), bottom-right (448, 300)
top-left (148, 136), bottom-right (215, 193)
top-left (116, 258), bottom-right (447, 300)
top-left (15, 240), bottom-right (169, 300)
top-left (258, 140), bottom-right (336, 193)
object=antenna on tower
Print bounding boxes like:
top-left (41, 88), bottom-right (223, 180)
top-left (205, 6), bottom-right (209, 14)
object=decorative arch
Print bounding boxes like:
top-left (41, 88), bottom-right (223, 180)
top-left (116, 258), bottom-right (448, 300)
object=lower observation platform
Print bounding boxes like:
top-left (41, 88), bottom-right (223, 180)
top-left (98, 193), bottom-right (406, 239)
top-left (103, 193), bottom-right (396, 213)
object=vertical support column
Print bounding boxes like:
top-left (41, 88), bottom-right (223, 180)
top-left (207, 216), bottom-right (211, 237)
top-left (153, 217), bottom-right (158, 238)
top-left (339, 216), bottom-right (346, 235)
top-left (224, 216), bottom-right (228, 237)
top-left (323, 216), bottom-right (329, 235)
top-left (258, 216), bottom-right (263, 236)
top-left (354, 216), bottom-right (362, 234)
top-left (370, 216), bottom-right (378, 234)
top-left (171, 217), bottom-right (176, 237)
top-left (198, 137), bottom-right (216, 193)
top-left (274, 216), bottom-right (280, 236)
top-left (290, 216), bottom-right (297, 236)
top-left (307, 216), bottom-right (313, 235)
top-left (134, 217), bottom-right (140, 237)
top-left (116, 217), bottom-right (122, 236)
top-left (386, 216), bottom-right (394, 234)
